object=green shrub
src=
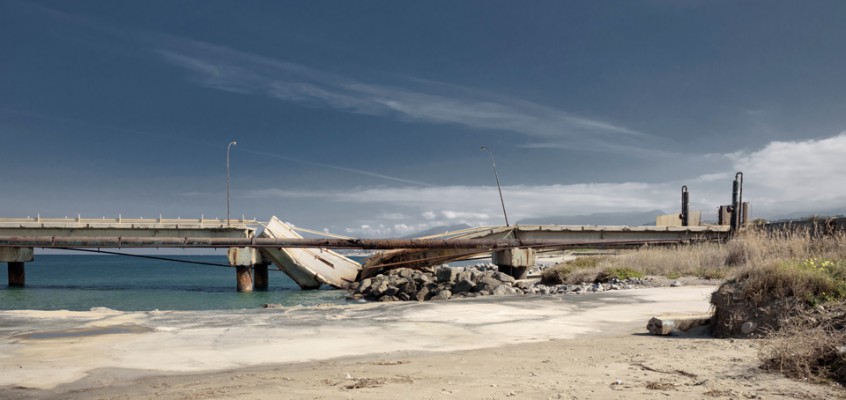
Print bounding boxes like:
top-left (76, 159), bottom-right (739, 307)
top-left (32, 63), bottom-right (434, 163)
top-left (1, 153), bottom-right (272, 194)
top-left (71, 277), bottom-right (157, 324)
top-left (594, 267), bottom-right (644, 283)
top-left (540, 264), bottom-right (571, 285)
top-left (734, 258), bottom-right (846, 308)
top-left (540, 257), bottom-right (605, 285)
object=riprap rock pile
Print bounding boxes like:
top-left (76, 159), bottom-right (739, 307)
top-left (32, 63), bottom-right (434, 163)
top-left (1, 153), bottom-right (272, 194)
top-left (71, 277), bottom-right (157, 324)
top-left (349, 264), bottom-right (643, 302)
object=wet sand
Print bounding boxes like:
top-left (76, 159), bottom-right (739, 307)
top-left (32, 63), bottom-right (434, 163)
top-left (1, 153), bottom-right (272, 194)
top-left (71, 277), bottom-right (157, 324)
top-left (1, 286), bottom-right (843, 399)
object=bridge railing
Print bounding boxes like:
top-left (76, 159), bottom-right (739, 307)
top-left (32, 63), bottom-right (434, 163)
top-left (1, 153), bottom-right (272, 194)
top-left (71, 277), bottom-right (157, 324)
top-left (0, 216), bottom-right (259, 230)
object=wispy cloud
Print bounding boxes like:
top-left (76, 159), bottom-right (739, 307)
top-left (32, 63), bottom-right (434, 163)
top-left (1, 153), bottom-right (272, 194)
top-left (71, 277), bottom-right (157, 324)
top-left (238, 148), bottom-right (433, 187)
top-left (12, 5), bottom-right (652, 154)
top-left (156, 40), bottom-right (648, 150)
top-left (519, 140), bottom-right (682, 159)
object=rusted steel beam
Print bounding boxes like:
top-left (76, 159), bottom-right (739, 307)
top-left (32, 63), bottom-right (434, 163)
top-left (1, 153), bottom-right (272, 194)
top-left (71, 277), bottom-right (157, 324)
top-left (0, 236), bottom-right (713, 249)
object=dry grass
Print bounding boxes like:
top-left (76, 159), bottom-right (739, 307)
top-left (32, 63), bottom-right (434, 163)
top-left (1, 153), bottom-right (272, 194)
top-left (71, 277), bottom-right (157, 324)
top-left (541, 240), bottom-right (730, 285)
top-left (541, 229), bottom-right (846, 286)
top-left (759, 301), bottom-right (846, 385)
top-left (711, 230), bottom-right (846, 330)
top-left (706, 229), bottom-right (846, 385)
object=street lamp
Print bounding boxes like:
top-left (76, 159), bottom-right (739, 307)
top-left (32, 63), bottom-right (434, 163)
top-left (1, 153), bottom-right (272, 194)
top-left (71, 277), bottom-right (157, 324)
top-left (480, 146), bottom-right (509, 227)
top-left (226, 141), bottom-right (237, 226)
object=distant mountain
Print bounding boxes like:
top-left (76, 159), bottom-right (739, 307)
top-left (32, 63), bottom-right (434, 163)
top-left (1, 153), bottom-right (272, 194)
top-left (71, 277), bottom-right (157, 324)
top-left (517, 209), bottom-right (667, 227)
top-left (403, 223), bottom-right (473, 238)
top-left (766, 207), bottom-right (846, 222)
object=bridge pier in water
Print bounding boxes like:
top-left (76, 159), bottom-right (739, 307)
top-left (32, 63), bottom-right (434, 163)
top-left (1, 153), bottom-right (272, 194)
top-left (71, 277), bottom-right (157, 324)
top-left (2, 248), bottom-right (33, 287)
top-left (253, 263), bottom-right (269, 291)
top-left (235, 265), bottom-right (253, 292)
top-left (228, 247), bottom-right (268, 292)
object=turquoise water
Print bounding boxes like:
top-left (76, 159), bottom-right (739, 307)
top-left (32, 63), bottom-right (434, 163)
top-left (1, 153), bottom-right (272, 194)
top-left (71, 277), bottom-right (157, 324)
top-left (0, 255), bottom-right (353, 311)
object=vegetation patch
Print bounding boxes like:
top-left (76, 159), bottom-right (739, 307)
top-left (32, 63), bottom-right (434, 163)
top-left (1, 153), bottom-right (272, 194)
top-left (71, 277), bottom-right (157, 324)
top-left (708, 230), bottom-right (846, 385)
top-left (540, 240), bottom-right (733, 284)
top-left (594, 267), bottom-right (643, 282)
top-left (540, 257), bottom-right (606, 285)
top-left (712, 256), bottom-right (846, 338)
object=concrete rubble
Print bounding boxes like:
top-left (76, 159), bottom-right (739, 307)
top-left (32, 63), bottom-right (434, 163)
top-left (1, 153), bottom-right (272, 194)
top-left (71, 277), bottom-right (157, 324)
top-left (348, 264), bottom-right (647, 302)
top-left (646, 314), bottom-right (713, 335)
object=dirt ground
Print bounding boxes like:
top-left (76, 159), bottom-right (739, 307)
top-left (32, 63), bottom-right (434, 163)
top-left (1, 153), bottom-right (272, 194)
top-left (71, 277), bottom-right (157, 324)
top-left (2, 287), bottom-right (844, 399)
top-left (7, 331), bottom-right (844, 400)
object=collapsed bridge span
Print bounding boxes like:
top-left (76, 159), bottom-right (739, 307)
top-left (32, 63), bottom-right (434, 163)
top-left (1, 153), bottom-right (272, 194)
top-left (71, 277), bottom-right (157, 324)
top-left (0, 216), bottom-right (730, 290)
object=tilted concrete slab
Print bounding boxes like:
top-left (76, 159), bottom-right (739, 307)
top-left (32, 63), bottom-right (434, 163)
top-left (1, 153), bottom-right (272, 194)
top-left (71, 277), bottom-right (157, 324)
top-left (258, 216), bottom-right (361, 290)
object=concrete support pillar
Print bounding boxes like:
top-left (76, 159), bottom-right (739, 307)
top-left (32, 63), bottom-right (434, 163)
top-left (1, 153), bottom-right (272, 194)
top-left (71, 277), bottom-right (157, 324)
top-left (492, 248), bottom-right (536, 280)
top-left (2, 248), bottom-right (33, 288)
top-left (228, 247), bottom-right (261, 293)
top-left (497, 264), bottom-right (528, 280)
top-left (8, 262), bottom-right (25, 288)
top-left (253, 263), bottom-right (269, 291)
top-left (236, 265), bottom-right (253, 292)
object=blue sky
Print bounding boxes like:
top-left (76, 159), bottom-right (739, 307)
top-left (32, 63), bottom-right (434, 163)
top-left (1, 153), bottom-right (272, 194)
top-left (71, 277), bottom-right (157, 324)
top-left (2, 0), bottom-right (846, 236)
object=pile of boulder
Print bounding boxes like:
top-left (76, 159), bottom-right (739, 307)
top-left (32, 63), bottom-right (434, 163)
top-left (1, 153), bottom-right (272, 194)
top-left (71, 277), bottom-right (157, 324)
top-left (348, 264), bottom-right (642, 302)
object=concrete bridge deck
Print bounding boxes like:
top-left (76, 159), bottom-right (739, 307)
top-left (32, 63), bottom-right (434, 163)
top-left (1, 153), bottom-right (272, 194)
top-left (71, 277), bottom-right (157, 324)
top-left (0, 217), bottom-right (257, 238)
top-left (0, 216), bottom-right (733, 291)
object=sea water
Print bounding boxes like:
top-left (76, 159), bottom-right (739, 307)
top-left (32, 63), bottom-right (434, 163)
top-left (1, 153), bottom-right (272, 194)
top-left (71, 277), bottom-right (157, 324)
top-left (0, 254), bottom-right (356, 311)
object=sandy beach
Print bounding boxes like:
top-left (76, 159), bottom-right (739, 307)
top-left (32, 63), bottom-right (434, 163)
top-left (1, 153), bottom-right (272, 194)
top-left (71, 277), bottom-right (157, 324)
top-left (2, 286), bottom-right (843, 399)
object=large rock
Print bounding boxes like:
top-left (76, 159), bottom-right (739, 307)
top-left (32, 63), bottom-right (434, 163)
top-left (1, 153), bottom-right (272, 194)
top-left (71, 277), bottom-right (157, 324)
top-left (415, 287), bottom-right (431, 302)
top-left (437, 267), bottom-right (459, 283)
top-left (453, 278), bottom-right (476, 294)
top-left (391, 277), bottom-right (409, 287)
top-left (494, 272), bottom-right (516, 283)
top-left (355, 278), bottom-right (372, 295)
top-left (492, 284), bottom-right (518, 296)
top-left (384, 286), bottom-right (399, 297)
top-left (414, 273), bottom-right (432, 286)
top-left (370, 279), bottom-right (390, 297)
top-left (476, 276), bottom-right (503, 292)
top-left (398, 281), bottom-right (418, 299)
top-left (431, 290), bottom-right (452, 301)
top-left (456, 270), bottom-right (472, 282)
top-left (514, 280), bottom-right (534, 291)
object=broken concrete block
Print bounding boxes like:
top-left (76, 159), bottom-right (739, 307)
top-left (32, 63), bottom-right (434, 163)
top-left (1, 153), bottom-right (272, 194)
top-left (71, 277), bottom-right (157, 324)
top-left (647, 317), bottom-right (675, 335)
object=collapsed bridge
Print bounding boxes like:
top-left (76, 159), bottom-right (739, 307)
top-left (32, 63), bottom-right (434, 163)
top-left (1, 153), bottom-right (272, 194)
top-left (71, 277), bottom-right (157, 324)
top-left (0, 215), bottom-right (731, 291)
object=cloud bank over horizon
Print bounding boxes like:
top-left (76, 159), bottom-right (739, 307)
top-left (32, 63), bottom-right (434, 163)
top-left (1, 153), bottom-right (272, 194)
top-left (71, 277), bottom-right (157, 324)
top-left (246, 132), bottom-right (846, 236)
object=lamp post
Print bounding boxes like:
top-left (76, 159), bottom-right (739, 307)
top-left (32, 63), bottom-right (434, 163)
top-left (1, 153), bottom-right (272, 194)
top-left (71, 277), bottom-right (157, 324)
top-left (226, 141), bottom-right (237, 226)
top-left (480, 146), bottom-right (509, 227)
